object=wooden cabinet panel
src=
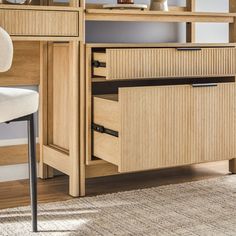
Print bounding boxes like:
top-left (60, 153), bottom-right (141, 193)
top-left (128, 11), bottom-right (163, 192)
top-left (119, 85), bottom-right (191, 172)
top-left (190, 83), bottom-right (236, 163)
top-left (48, 43), bottom-right (70, 151)
top-left (93, 47), bottom-right (236, 80)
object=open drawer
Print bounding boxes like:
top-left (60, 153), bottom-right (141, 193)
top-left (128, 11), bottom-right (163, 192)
top-left (93, 47), bottom-right (236, 80)
top-left (93, 83), bottom-right (236, 172)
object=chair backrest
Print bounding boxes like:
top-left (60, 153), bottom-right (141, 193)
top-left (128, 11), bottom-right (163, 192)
top-left (0, 27), bottom-right (13, 73)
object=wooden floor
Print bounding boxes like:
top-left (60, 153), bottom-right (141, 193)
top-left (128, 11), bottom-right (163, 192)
top-left (0, 161), bottom-right (231, 210)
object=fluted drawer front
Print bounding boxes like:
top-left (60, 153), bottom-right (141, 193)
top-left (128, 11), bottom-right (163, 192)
top-left (0, 9), bottom-right (79, 37)
top-left (93, 47), bottom-right (236, 80)
top-left (93, 83), bottom-right (236, 173)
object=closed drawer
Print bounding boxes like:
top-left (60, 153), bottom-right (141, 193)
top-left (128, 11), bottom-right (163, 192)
top-left (93, 47), bottom-right (236, 80)
top-left (93, 83), bottom-right (236, 172)
top-left (0, 7), bottom-right (79, 37)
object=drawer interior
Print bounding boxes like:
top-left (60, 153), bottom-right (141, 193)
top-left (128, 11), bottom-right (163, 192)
top-left (93, 52), bottom-right (107, 77)
top-left (93, 94), bottom-right (120, 166)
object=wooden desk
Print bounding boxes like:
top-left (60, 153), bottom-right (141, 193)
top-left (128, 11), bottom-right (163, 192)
top-left (0, 2), bottom-right (83, 197)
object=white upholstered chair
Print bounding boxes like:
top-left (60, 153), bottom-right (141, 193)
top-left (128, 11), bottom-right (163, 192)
top-left (0, 27), bottom-right (38, 232)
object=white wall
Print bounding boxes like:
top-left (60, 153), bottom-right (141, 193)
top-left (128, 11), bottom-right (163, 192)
top-left (86, 0), bottom-right (183, 43)
top-left (0, 0), bottom-right (229, 181)
top-left (195, 0), bottom-right (228, 43)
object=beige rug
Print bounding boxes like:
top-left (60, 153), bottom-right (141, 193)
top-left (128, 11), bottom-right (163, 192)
top-left (1, 176), bottom-right (236, 236)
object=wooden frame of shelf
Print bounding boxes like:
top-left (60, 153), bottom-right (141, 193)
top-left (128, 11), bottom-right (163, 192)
top-left (186, 0), bottom-right (196, 42)
top-left (37, 0), bottom-right (84, 197)
top-left (85, 43), bottom-right (236, 169)
top-left (87, 43), bottom-right (236, 48)
top-left (85, 9), bottom-right (236, 23)
top-left (3, 0), bottom-right (236, 198)
top-left (229, 0), bottom-right (236, 173)
top-left (78, 0), bottom-right (236, 197)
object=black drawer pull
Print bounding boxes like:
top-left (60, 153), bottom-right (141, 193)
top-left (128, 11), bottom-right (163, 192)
top-left (192, 83), bottom-right (218, 88)
top-left (177, 48), bottom-right (202, 51)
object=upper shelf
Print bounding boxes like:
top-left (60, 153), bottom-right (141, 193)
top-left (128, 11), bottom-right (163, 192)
top-left (85, 9), bottom-right (236, 23)
top-left (0, 5), bottom-right (80, 11)
top-left (87, 43), bottom-right (236, 48)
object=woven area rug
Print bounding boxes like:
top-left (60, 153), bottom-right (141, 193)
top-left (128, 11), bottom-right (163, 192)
top-left (1, 176), bottom-right (236, 236)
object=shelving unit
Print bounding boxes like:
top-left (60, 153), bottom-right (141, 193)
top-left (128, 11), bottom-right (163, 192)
top-left (80, 1), bottom-right (236, 197)
top-left (39, 0), bottom-right (236, 196)
top-left (3, 0), bottom-right (236, 197)
top-left (41, 0), bottom-right (236, 197)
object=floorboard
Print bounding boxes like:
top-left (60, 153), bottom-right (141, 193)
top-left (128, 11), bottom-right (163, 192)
top-left (0, 161), bottom-right (231, 209)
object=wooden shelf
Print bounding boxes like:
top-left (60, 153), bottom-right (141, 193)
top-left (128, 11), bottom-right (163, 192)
top-left (0, 5), bottom-right (81, 12)
top-left (87, 43), bottom-right (236, 48)
top-left (85, 9), bottom-right (236, 23)
top-left (11, 36), bottom-right (81, 41)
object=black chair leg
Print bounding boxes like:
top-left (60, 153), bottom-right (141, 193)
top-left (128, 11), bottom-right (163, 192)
top-left (6, 114), bottom-right (38, 232)
top-left (27, 114), bottom-right (37, 232)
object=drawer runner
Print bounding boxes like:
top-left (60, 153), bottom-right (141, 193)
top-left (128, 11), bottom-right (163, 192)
top-left (92, 60), bottom-right (106, 68)
top-left (92, 123), bottom-right (119, 137)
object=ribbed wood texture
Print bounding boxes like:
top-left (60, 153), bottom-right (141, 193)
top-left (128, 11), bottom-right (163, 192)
top-left (0, 9), bottom-right (79, 36)
top-left (190, 83), bottom-right (236, 163)
top-left (118, 83), bottom-right (236, 172)
top-left (119, 85), bottom-right (191, 172)
top-left (104, 48), bottom-right (236, 80)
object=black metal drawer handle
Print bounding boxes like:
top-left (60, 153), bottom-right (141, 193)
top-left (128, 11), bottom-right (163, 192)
top-left (192, 83), bottom-right (218, 88)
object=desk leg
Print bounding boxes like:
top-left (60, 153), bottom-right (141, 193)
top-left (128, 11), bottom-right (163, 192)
top-left (68, 41), bottom-right (85, 197)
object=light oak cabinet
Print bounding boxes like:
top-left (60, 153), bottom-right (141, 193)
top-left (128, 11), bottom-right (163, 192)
top-left (93, 47), bottom-right (236, 80)
top-left (33, 0), bottom-right (236, 197)
top-left (93, 83), bottom-right (236, 172)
